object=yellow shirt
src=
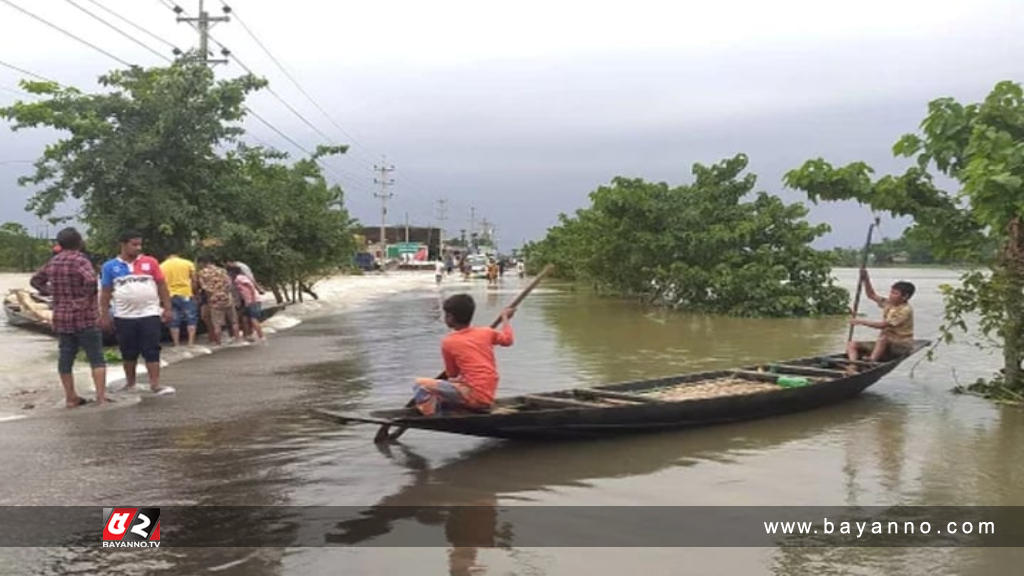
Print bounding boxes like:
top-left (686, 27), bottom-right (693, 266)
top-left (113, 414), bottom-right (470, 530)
top-left (160, 256), bottom-right (195, 298)
top-left (878, 299), bottom-right (914, 344)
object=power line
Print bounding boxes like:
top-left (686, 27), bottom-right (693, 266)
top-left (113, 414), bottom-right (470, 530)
top-left (161, 5), bottom-right (341, 158)
top-left (0, 85), bottom-right (37, 99)
top-left (245, 107), bottom-right (372, 192)
top-left (206, 36), bottom-right (375, 185)
top-left (218, 1), bottom-right (437, 203)
top-left (61, 0), bottom-right (172, 62)
top-left (157, 6), bottom-right (326, 156)
top-left (0, 59), bottom-right (58, 84)
top-left (157, 1), bottom-right (376, 195)
top-left (81, 0), bottom-right (183, 53)
top-left (0, 0), bottom-right (134, 67)
top-left (211, 0), bottom-right (438, 203)
top-left (215, 1), bottom-right (379, 168)
top-left (1, 3), bottom-right (366, 198)
top-left (212, 41), bottom-right (335, 144)
top-left (244, 107), bottom-right (315, 157)
top-left (242, 131), bottom-right (278, 152)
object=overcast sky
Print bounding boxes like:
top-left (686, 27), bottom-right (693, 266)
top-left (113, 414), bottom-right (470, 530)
top-left (1, 0), bottom-right (1021, 250)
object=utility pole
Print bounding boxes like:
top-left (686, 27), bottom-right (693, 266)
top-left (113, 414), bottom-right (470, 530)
top-left (479, 218), bottom-right (497, 253)
top-left (469, 206), bottom-right (477, 251)
top-left (404, 212), bottom-right (410, 244)
top-left (374, 159), bottom-right (395, 261)
top-left (481, 218), bottom-right (493, 243)
top-left (436, 198), bottom-right (449, 261)
top-left (176, 0), bottom-right (230, 65)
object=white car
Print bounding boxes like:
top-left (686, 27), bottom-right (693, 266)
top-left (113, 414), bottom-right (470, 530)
top-left (467, 255), bottom-right (489, 278)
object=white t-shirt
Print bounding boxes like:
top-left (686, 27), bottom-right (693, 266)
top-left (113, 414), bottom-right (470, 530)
top-left (101, 256), bottom-right (164, 318)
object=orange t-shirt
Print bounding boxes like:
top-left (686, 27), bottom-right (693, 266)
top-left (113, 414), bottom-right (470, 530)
top-left (441, 324), bottom-right (514, 405)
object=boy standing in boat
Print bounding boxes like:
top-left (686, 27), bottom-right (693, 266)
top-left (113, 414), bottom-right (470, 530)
top-left (847, 267), bottom-right (915, 363)
top-left (413, 294), bottom-right (515, 416)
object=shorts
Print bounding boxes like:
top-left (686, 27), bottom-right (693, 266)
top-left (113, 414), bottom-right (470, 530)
top-left (57, 326), bottom-right (106, 374)
top-left (412, 379), bottom-right (489, 416)
top-left (853, 339), bottom-right (913, 361)
top-left (209, 305), bottom-right (238, 329)
top-left (245, 302), bottom-right (262, 319)
top-left (113, 316), bottom-right (163, 363)
top-left (170, 295), bottom-right (198, 328)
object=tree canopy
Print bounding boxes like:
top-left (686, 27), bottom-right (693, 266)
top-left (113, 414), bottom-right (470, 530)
top-left (0, 222), bottom-right (50, 272)
top-left (525, 154), bottom-right (849, 317)
top-left (825, 227), bottom-right (997, 267)
top-left (1, 56), bottom-right (359, 301)
top-left (785, 80), bottom-right (1024, 396)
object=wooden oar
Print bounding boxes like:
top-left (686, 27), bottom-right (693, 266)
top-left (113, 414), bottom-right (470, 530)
top-left (375, 263), bottom-right (555, 443)
top-left (847, 218), bottom-right (880, 342)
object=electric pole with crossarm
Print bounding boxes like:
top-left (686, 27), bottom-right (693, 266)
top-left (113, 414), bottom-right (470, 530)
top-left (175, 0), bottom-right (230, 65)
top-left (374, 160), bottom-right (395, 261)
top-left (436, 198), bottom-right (449, 261)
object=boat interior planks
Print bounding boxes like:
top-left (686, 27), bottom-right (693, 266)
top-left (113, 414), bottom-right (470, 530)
top-left (310, 339), bottom-right (931, 442)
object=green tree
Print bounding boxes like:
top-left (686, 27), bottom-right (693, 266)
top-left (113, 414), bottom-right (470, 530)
top-left (826, 230), bottom-right (934, 266)
top-left (211, 144), bottom-right (358, 301)
top-left (785, 80), bottom-right (1024, 397)
top-left (0, 222), bottom-right (28, 236)
top-left (0, 57), bottom-right (264, 256)
top-left (1, 56), bottom-right (361, 302)
top-left (526, 154), bottom-right (849, 317)
top-left (0, 221), bottom-right (49, 271)
top-left (825, 226), bottom-right (998, 267)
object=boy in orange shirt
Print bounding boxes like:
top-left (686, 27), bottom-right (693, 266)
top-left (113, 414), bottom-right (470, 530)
top-left (413, 294), bottom-right (515, 416)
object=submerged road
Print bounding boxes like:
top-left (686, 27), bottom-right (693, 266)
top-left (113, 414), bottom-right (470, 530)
top-left (1, 270), bottom-right (1023, 575)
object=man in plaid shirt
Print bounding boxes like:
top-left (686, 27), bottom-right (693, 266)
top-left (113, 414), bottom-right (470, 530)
top-left (30, 227), bottom-right (107, 407)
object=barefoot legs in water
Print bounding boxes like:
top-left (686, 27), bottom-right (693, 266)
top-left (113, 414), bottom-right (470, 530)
top-left (847, 337), bottom-right (889, 363)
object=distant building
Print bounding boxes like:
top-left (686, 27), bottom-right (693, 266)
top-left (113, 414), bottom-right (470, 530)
top-left (358, 225), bottom-right (442, 261)
top-left (358, 225), bottom-right (440, 246)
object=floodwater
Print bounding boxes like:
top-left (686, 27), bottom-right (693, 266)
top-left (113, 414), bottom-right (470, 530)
top-left (0, 268), bottom-right (1022, 575)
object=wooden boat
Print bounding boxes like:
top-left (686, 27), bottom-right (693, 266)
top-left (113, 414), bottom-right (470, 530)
top-left (4, 288), bottom-right (289, 345)
top-left (3, 289), bottom-right (55, 332)
top-left (313, 339), bottom-right (930, 442)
